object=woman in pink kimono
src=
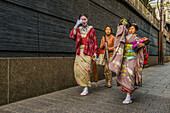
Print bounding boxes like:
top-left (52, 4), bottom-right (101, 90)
top-left (109, 19), bottom-right (145, 104)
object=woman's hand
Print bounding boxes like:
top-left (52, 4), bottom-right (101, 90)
top-left (105, 47), bottom-right (109, 50)
top-left (137, 43), bottom-right (145, 48)
top-left (100, 44), bottom-right (104, 49)
top-left (74, 19), bottom-right (82, 29)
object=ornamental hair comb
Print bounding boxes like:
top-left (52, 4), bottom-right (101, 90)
top-left (120, 18), bottom-right (130, 25)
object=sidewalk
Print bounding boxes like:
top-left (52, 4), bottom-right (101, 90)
top-left (0, 63), bottom-right (170, 113)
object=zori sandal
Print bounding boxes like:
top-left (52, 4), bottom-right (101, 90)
top-left (123, 100), bottom-right (132, 104)
top-left (80, 92), bottom-right (88, 96)
top-left (107, 84), bottom-right (112, 88)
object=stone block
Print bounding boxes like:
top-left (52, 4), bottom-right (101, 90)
top-left (148, 56), bottom-right (158, 66)
top-left (3, 57), bottom-right (104, 103)
top-left (0, 59), bottom-right (8, 106)
top-left (8, 57), bottom-right (76, 103)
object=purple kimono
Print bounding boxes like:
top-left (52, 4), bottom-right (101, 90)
top-left (109, 25), bottom-right (144, 93)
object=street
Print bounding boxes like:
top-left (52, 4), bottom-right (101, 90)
top-left (0, 63), bottom-right (169, 113)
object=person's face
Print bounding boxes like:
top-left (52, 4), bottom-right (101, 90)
top-left (105, 27), bottom-right (111, 35)
top-left (80, 16), bottom-right (88, 27)
top-left (129, 26), bottom-right (136, 34)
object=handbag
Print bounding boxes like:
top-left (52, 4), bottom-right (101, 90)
top-left (96, 48), bottom-right (105, 66)
top-left (143, 45), bottom-right (150, 67)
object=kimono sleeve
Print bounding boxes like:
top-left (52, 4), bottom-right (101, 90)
top-left (92, 28), bottom-right (99, 56)
top-left (114, 25), bottom-right (127, 49)
top-left (100, 36), bottom-right (105, 49)
top-left (69, 28), bottom-right (77, 41)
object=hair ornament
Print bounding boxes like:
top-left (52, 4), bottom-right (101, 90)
top-left (120, 18), bottom-right (128, 25)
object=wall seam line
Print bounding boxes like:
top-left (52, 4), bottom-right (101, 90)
top-left (7, 59), bottom-right (9, 103)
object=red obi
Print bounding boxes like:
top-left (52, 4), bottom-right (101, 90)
top-left (81, 38), bottom-right (86, 45)
top-left (125, 43), bottom-right (133, 44)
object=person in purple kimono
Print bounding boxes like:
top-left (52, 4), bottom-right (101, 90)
top-left (109, 19), bottom-right (145, 104)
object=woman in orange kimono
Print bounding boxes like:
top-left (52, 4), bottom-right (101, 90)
top-left (100, 26), bottom-right (115, 88)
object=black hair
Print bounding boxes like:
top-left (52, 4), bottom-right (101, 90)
top-left (119, 19), bottom-right (131, 29)
top-left (79, 13), bottom-right (88, 19)
top-left (131, 24), bottom-right (138, 31)
top-left (104, 26), bottom-right (112, 33)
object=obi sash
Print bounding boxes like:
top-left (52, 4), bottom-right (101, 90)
top-left (81, 37), bottom-right (86, 45)
top-left (123, 43), bottom-right (135, 61)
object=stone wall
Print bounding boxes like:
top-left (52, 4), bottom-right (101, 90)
top-left (0, 0), bottom-right (164, 58)
top-left (0, 57), bottom-right (104, 106)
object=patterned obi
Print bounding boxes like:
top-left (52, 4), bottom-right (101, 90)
top-left (81, 37), bottom-right (86, 45)
top-left (123, 43), bottom-right (136, 61)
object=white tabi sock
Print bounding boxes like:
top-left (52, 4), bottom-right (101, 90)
top-left (125, 94), bottom-right (131, 100)
top-left (123, 94), bottom-right (132, 104)
top-left (83, 87), bottom-right (88, 93)
top-left (80, 87), bottom-right (88, 96)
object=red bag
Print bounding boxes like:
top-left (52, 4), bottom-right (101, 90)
top-left (99, 48), bottom-right (104, 54)
top-left (143, 46), bottom-right (149, 66)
